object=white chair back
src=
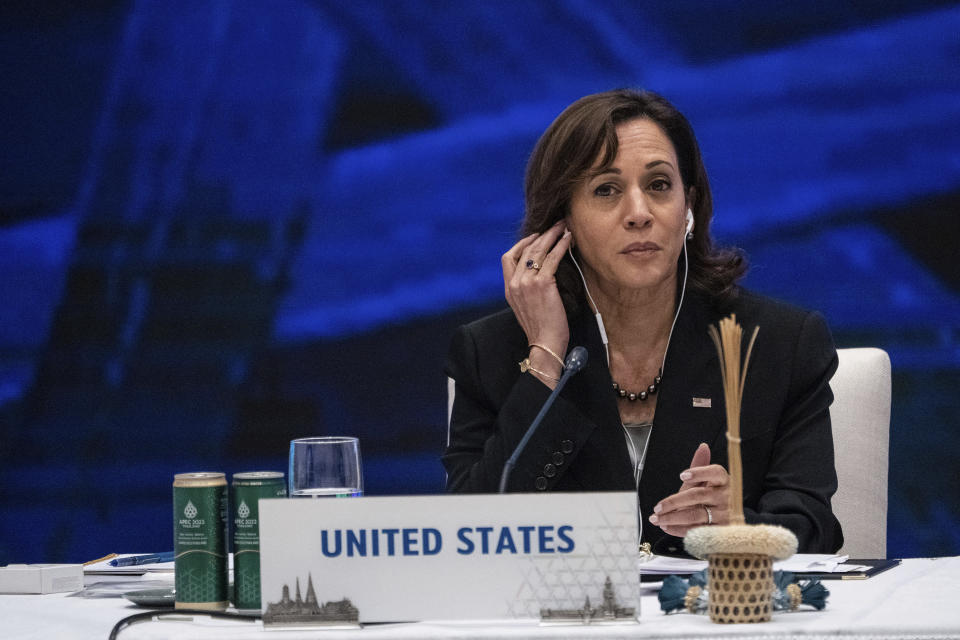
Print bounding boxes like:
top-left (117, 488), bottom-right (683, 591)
top-left (446, 377), bottom-right (456, 446)
top-left (829, 348), bottom-right (891, 558)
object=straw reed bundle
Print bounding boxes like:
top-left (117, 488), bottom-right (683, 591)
top-left (684, 315), bottom-right (798, 623)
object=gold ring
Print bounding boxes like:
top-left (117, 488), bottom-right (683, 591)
top-left (525, 259), bottom-right (541, 270)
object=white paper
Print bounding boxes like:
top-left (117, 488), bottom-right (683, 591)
top-left (637, 555), bottom-right (706, 575)
top-left (639, 553), bottom-right (868, 577)
top-left (775, 554), bottom-right (853, 573)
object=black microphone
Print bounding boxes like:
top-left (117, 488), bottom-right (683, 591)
top-left (498, 346), bottom-right (588, 493)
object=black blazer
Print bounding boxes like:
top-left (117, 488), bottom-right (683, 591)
top-left (443, 288), bottom-right (844, 554)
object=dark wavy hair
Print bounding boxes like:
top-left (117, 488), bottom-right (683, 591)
top-left (522, 89), bottom-right (746, 312)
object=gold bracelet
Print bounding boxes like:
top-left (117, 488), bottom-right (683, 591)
top-left (528, 343), bottom-right (565, 368)
top-left (519, 358), bottom-right (560, 382)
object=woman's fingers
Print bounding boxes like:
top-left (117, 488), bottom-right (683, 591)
top-left (500, 221), bottom-right (570, 355)
top-left (515, 223), bottom-right (565, 271)
top-left (539, 228), bottom-right (572, 274)
top-left (653, 503), bottom-right (730, 538)
top-left (650, 501), bottom-right (730, 537)
top-left (649, 474), bottom-right (731, 534)
top-left (679, 464), bottom-right (729, 487)
top-left (686, 443), bottom-right (711, 472)
top-left (502, 232), bottom-right (540, 286)
top-left (503, 222), bottom-right (564, 292)
top-left (677, 443), bottom-right (712, 492)
top-left (652, 503), bottom-right (728, 528)
top-left (653, 485), bottom-right (725, 516)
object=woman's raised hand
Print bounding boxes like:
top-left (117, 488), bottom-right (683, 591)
top-left (648, 443), bottom-right (732, 537)
top-left (502, 221), bottom-right (573, 387)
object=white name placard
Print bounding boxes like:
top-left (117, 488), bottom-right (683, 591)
top-left (259, 492), bottom-right (639, 624)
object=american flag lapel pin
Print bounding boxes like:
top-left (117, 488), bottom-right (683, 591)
top-left (692, 397), bottom-right (712, 408)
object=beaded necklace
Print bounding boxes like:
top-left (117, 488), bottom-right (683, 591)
top-left (612, 369), bottom-right (662, 402)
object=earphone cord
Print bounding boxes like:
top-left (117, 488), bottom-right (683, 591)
top-left (567, 239), bottom-right (689, 377)
top-left (568, 234), bottom-right (690, 547)
top-left (567, 246), bottom-right (610, 362)
top-left (664, 238), bottom-right (690, 374)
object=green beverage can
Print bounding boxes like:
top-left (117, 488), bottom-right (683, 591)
top-left (173, 472), bottom-right (228, 610)
top-left (231, 471), bottom-right (286, 611)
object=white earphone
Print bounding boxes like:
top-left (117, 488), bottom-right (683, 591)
top-left (685, 208), bottom-right (694, 236)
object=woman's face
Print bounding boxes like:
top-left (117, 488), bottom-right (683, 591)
top-left (566, 117), bottom-right (688, 299)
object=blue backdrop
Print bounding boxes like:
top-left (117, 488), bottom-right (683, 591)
top-left (1, 0), bottom-right (959, 562)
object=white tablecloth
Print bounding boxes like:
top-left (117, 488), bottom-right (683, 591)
top-left (2, 558), bottom-right (958, 639)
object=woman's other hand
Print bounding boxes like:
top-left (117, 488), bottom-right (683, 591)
top-left (502, 221), bottom-right (573, 386)
top-left (648, 443), bottom-right (731, 537)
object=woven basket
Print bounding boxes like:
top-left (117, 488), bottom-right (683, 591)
top-left (685, 524), bottom-right (797, 624)
top-left (706, 552), bottom-right (773, 623)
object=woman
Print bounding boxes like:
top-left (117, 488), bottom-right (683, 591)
top-left (442, 89), bottom-right (843, 555)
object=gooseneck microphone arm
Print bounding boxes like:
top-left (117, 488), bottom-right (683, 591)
top-left (498, 346), bottom-right (588, 494)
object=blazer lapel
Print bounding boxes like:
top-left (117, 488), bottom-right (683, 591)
top-left (641, 292), bottom-right (727, 515)
top-left (560, 305), bottom-right (633, 490)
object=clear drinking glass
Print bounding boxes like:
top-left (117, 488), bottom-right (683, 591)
top-left (288, 436), bottom-right (363, 498)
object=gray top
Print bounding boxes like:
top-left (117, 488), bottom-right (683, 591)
top-left (623, 422), bottom-right (653, 487)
